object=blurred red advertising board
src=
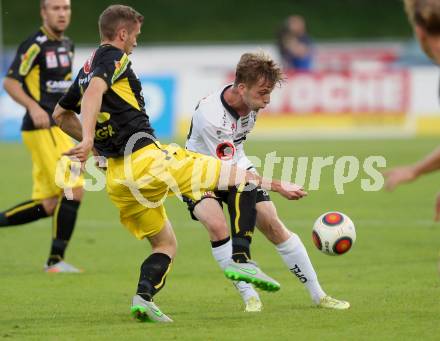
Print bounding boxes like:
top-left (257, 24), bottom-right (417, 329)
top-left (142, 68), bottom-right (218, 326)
top-left (264, 70), bottom-right (409, 115)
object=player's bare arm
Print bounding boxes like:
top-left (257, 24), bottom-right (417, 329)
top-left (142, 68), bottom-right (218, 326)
top-left (220, 164), bottom-right (307, 200)
top-left (384, 147), bottom-right (440, 191)
top-left (64, 77), bottom-right (108, 162)
top-left (246, 171), bottom-right (307, 200)
top-left (52, 103), bottom-right (83, 141)
top-left (3, 77), bottom-right (50, 129)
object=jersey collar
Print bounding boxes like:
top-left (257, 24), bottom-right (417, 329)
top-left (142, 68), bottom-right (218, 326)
top-left (220, 84), bottom-right (240, 120)
top-left (40, 26), bottom-right (63, 41)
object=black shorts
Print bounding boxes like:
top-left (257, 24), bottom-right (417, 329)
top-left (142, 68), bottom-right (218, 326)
top-left (183, 186), bottom-right (271, 221)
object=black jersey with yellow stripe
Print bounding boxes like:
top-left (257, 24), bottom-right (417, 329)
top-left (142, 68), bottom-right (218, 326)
top-left (7, 27), bottom-right (74, 131)
top-left (58, 44), bottom-right (155, 158)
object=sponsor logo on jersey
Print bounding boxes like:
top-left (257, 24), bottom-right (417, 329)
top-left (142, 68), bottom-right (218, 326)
top-left (97, 112), bottom-right (111, 123)
top-left (95, 125), bottom-right (115, 140)
top-left (35, 35), bottom-right (48, 44)
top-left (83, 50), bottom-right (96, 74)
top-left (19, 43), bottom-right (41, 76)
top-left (111, 54), bottom-right (129, 84)
top-left (46, 51), bottom-right (58, 68)
top-left (222, 112), bottom-right (228, 127)
top-left (59, 54), bottom-right (70, 67)
top-left (79, 72), bottom-right (93, 86)
top-left (46, 80), bottom-right (72, 93)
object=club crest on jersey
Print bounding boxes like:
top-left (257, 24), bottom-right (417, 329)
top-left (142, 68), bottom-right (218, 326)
top-left (19, 43), bottom-right (40, 76)
top-left (46, 51), bottom-right (58, 69)
top-left (216, 141), bottom-right (235, 160)
top-left (111, 54), bottom-right (129, 84)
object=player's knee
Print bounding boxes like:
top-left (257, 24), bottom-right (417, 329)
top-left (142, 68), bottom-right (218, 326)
top-left (150, 222), bottom-right (178, 259)
top-left (70, 187), bottom-right (84, 202)
top-left (152, 243), bottom-right (177, 259)
top-left (168, 233), bottom-right (178, 258)
top-left (42, 198), bottom-right (59, 216)
top-left (159, 240), bottom-right (177, 259)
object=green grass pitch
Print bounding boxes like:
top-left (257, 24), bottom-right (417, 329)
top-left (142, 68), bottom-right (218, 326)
top-left (0, 138), bottom-right (439, 340)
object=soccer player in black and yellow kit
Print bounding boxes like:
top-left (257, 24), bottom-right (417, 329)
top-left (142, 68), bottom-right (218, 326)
top-left (53, 5), bottom-right (307, 322)
top-left (0, 0), bottom-right (83, 272)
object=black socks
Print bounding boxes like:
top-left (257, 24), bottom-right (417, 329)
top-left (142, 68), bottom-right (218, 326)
top-left (47, 197), bottom-right (81, 265)
top-left (0, 200), bottom-right (48, 226)
top-left (137, 253), bottom-right (172, 301)
top-left (227, 185), bottom-right (257, 263)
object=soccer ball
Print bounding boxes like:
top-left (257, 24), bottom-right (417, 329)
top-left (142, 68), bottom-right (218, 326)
top-left (312, 211), bottom-right (356, 256)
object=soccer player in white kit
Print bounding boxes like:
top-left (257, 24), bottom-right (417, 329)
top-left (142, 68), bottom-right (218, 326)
top-left (185, 52), bottom-right (350, 312)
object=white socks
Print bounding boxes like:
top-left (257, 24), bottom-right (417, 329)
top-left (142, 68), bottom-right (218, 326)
top-left (211, 239), bottom-right (233, 269)
top-left (276, 233), bottom-right (326, 304)
top-left (211, 234), bottom-right (326, 304)
top-left (211, 239), bottom-right (259, 303)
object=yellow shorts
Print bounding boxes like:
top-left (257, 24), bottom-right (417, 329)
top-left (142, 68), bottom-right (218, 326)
top-left (106, 142), bottom-right (222, 240)
top-left (22, 126), bottom-right (84, 200)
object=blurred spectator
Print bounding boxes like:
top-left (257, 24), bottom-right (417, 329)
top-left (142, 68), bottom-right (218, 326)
top-left (277, 15), bottom-right (314, 71)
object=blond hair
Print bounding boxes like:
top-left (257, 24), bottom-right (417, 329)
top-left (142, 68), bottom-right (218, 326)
top-left (404, 0), bottom-right (440, 34)
top-left (234, 52), bottom-right (283, 88)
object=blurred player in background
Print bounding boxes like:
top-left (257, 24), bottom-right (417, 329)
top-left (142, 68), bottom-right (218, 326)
top-left (384, 0), bottom-right (440, 220)
top-left (0, 0), bottom-right (84, 273)
top-left (53, 5), bottom-right (307, 323)
top-left (185, 52), bottom-right (349, 311)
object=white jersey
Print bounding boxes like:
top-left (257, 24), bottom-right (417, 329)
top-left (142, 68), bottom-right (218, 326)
top-left (186, 85), bottom-right (257, 170)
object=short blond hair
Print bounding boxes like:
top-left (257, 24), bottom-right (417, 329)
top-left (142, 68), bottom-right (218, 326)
top-left (234, 52), bottom-right (283, 88)
top-left (404, 0), bottom-right (440, 34)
